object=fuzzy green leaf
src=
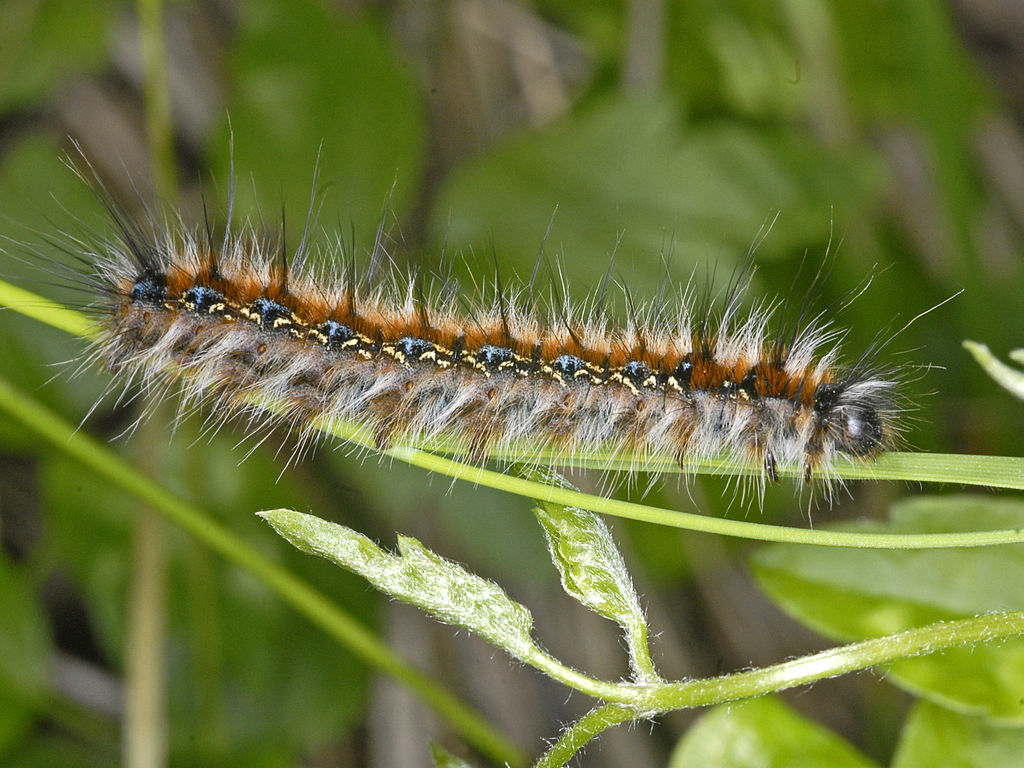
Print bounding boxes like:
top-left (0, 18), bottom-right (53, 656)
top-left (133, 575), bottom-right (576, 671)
top-left (533, 498), bottom-right (656, 681)
top-left (260, 509), bottom-right (539, 660)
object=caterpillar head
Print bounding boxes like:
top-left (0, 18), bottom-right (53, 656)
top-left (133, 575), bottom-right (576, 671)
top-left (813, 379), bottom-right (896, 458)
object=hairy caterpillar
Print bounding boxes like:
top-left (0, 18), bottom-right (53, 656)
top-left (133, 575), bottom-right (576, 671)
top-left (23, 160), bottom-right (907, 500)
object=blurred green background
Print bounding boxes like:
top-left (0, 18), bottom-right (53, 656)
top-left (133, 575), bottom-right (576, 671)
top-left (0, 0), bottom-right (1022, 765)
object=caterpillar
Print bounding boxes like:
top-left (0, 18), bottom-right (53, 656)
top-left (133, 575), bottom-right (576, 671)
top-left (25, 159), bottom-right (907, 500)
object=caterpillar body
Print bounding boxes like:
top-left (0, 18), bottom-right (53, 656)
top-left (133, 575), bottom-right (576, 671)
top-left (43, 167), bottom-right (904, 499)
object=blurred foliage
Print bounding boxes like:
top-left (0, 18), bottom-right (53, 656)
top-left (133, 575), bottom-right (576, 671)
top-left (207, 0), bottom-right (427, 232)
top-left (754, 496), bottom-right (1024, 722)
top-left (892, 702), bottom-right (1024, 768)
top-left (669, 696), bottom-right (881, 768)
top-left (0, 0), bottom-right (1022, 765)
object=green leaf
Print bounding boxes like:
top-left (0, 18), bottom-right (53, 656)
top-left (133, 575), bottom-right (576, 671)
top-left (533, 493), bottom-right (656, 681)
top-left (430, 95), bottom-right (883, 297)
top-left (533, 498), bottom-right (643, 629)
top-left (259, 509), bottom-right (540, 660)
top-left (963, 341), bottom-right (1024, 401)
top-left (0, 0), bottom-right (115, 114)
top-left (893, 701), bottom-right (1024, 768)
top-left (668, 696), bottom-right (880, 768)
top-left (210, 0), bottom-right (425, 240)
top-left (752, 495), bottom-right (1024, 722)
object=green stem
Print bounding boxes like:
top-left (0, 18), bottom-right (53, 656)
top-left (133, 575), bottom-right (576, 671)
top-left (137, 0), bottom-right (176, 201)
top-left (2, 281), bottom-right (1023, 549)
top-left (536, 610), bottom-right (1024, 766)
top-left (390, 446), bottom-right (1024, 548)
top-left (519, 649), bottom-right (633, 702)
top-left (641, 610), bottom-right (1024, 711)
top-left (129, 1), bottom-right (175, 764)
top-left (525, 609), bottom-right (1024, 709)
top-left (0, 374), bottom-right (525, 768)
top-left (533, 704), bottom-right (637, 768)
top-left (0, 280), bottom-right (97, 339)
top-left (624, 616), bottom-right (657, 683)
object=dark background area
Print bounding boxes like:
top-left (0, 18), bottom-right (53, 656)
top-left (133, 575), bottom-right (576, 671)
top-left (0, 0), bottom-right (1022, 765)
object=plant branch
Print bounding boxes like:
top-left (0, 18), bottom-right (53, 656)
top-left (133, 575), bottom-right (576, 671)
top-left (534, 609), bottom-right (1024, 765)
top-left (534, 704), bottom-right (637, 768)
top-left (126, 0), bottom-right (175, 762)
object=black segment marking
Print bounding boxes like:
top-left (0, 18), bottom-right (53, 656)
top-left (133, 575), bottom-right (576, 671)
top-left (251, 297), bottom-right (292, 328)
top-left (739, 369), bottom-right (758, 398)
top-left (812, 382), bottom-right (839, 411)
top-left (476, 344), bottom-right (514, 370)
top-left (129, 273), bottom-right (167, 305)
top-left (396, 336), bottom-right (435, 361)
top-left (182, 285), bottom-right (224, 314)
top-left (622, 360), bottom-right (652, 386)
top-left (449, 335), bottom-right (465, 358)
top-left (552, 354), bottom-right (585, 377)
top-left (673, 356), bottom-right (694, 386)
top-left (321, 321), bottom-right (357, 348)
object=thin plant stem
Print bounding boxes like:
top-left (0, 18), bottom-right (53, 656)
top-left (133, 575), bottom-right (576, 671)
top-left (381, 445), bottom-right (1024, 547)
top-left (138, 0), bottom-right (176, 202)
top-left (1, 280), bottom-right (1023, 549)
top-left (123, 404), bottom-right (169, 768)
top-left (534, 704), bottom-right (636, 768)
top-left (535, 610), bottom-right (1024, 766)
top-left (127, 0), bottom-right (175, 763)
top-left (623, 615), bottom-right (656, 683)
